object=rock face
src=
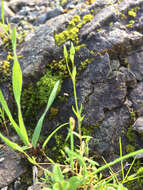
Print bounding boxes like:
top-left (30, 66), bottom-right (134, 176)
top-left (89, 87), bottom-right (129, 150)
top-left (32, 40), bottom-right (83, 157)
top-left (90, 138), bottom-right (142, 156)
top-left (0, 145), bottom-right (26, 189)
top-left (0, 0), bottom-right (143, 180)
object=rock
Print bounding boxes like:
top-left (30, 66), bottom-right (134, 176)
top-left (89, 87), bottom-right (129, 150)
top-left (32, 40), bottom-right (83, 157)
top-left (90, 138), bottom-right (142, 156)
top-left (129, 82), bottom-right (143, 116)
top-left (119, 67), bottom-right (137, 88)
top-left (132, 117), bottom-right (143, 134)
top-left (126, 48), bottom-right (143, 81)
top-left (91, 106), bottom-right (130, 158)
top-left (34, 6), bottom-right (64, 25)
top-left (27, 183), bottom-right (46, 190)
top-left (0, 145), bottom-right (26, 188)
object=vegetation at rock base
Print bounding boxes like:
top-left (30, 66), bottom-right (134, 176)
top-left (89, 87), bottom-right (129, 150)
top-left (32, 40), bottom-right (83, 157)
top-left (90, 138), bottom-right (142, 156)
top-left (1, 30), bottom-right (143, 189)
top-left (0, 0), bottom-right (143, 189)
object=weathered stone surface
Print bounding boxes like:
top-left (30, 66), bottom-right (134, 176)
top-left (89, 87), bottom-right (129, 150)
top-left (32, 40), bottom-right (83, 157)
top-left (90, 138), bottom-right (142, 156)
top-left (129, 82), bottom-right (143, 116)
top-left (91, 106), bottom-right (130, 157)
top-left (133, 117), bottom-right (143, 134)
top-left (0, 145), bottom-right (26, 188)
top-left (27, 183), bottom-right (46, 190)
top-left (127, 48), bottom-right (143, 81)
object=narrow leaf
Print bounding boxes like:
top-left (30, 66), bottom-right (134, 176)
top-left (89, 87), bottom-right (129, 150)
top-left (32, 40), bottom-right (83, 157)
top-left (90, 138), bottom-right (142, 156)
top-left (17, 106), bottom-right (29, 146)
top-left (12, 27), bottom-right (22, 105)
top-left (42, 122), bottom-right (68, 149)
top-left (52, 164), bottom-right (64, 183)
top-left (32, 80), bottom-right (60, 148)
top-left (0, 90), bottom-right (22, 136)
top-left (0, 133), bottom-right (23, 152)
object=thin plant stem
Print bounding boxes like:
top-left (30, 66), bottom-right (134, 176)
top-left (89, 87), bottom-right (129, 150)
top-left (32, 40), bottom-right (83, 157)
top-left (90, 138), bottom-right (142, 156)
top-left (123, 156), bottom-right (136, 183)
top-left (119, 137), bottom-right (124, 181)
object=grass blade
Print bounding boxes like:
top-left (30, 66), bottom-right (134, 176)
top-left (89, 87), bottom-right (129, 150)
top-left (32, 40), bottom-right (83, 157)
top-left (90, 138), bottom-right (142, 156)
top-left (32, 80), bottom-right (60, 148)
top-left (42, 122), bottom-right (68, 149)
top-left (11, 27), bottom-right (29, 146)
top-left (93, 148), bottom-right (143, 175)
top-left (12, 27), bottom-right (22, 105)
top-left (1, 0), bottom-right (5, 25)
top-left (0, 132), bottom-right (23, 152)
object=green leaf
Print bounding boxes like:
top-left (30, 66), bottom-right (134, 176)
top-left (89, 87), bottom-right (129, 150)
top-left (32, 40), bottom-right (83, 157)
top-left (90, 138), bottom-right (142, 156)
top-left (68, 176), bottom-right (81, 190)
top-left (70, 42), bottom-right (75, 66)
top-left (12, 27), bottom-right (22, 105)
top-left (32, 80), bottom-right (60, 148)
top-left (0, 133), bottom-right (23, 152)
top-left (0, 90), bottom-right (23, 137)
top-left (11, 27), bottom-right (29, 146)
top-left (72, 66), bottom-right (76, 79)
top-left (63, 45), bottom-right (68, 60)
top-left (65, 147), bottom-right (87, 175)
top-left (52, 164), bottom-right (64, 183)
top-left (53, 181), bottom-right (70, 190)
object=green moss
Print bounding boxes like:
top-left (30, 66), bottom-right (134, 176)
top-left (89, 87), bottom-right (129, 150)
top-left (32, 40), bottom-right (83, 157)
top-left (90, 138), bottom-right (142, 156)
top-left (96, 28), bottom-right (101, 32)
top-left (126, 127), bottom-right (136, 145)
top-left (78, 58), bottom-right (92, 72)
top-left (128, 10), bottom-right (136, 18)
top-left (55, 14), bottom-right (93, 46)
top-left (36, 71), bottom-right (61, 105)
top-left (21, 70), bottom-right (62, 126)
top-left (75, 44), bottom-right (86, 52)
top-left (126, 20), bottom-right (135, 28)
top-left (47, 58), bottom-right (67, 78)
top-left (126, 144), bottom-right (135, 153)
top-left (58, 95), bottom-right (69, 102)
top-left (82, 123), bottom-right (100, 136)
top-left (49, 133), bottom-right (67, 162)
top-left (48, 107), bottom-right (59, 120)
top-left (0, 52), bottom-right (13, 84)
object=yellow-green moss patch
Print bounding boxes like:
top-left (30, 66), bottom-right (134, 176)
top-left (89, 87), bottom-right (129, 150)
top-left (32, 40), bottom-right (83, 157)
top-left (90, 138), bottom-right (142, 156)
top-left (55, 14), bottom-right (93, 46)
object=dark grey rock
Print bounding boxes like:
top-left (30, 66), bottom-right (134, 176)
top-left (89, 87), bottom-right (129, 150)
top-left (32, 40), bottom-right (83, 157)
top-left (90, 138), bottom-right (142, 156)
top-left (91, 106), bottom-right (130, 158)
top-left (127, 48), bottom-right (143, 81)
top-left (0, 145), bottom-right (26, 188)
top-left (35, 6), bottom-right (64, 25)
top-left (129, 82), bottom-right (143, 116)
top-left (119, 67), bottom-right (137, 88)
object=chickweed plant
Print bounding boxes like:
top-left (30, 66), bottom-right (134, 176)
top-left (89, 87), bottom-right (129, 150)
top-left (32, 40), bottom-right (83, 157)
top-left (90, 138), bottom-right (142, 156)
top-left (0, 26), bottom-right (143, 190)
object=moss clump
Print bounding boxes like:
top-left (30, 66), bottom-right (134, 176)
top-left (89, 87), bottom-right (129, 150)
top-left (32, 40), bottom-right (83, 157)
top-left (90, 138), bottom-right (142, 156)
top-left (126, 20), bottom-right (135, 28)
top-left (55, 14), bottom-right (93, 46)
top-left (0, 52), bottom-right (13, 84)
top-left (47, 59), bottom-right (67, 78)
top-left (48, 107), bottom-right (59, 120)
top-left (36, 71), bottom-right (61, 105)
top-left (126, 144), bottom-right (135, 153)
top-left (128, 10), bottom-right (136, 18)
top-left (128, 7), bottom-right (140, 18)
top-left (126, 127), bottom-right (136, 145)
top-left (21, 70), bottom-right (62, 126)
top-left (78, 58), bottom-right (92, 72)
top-left (82, 123), bottom-right (100, 136)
